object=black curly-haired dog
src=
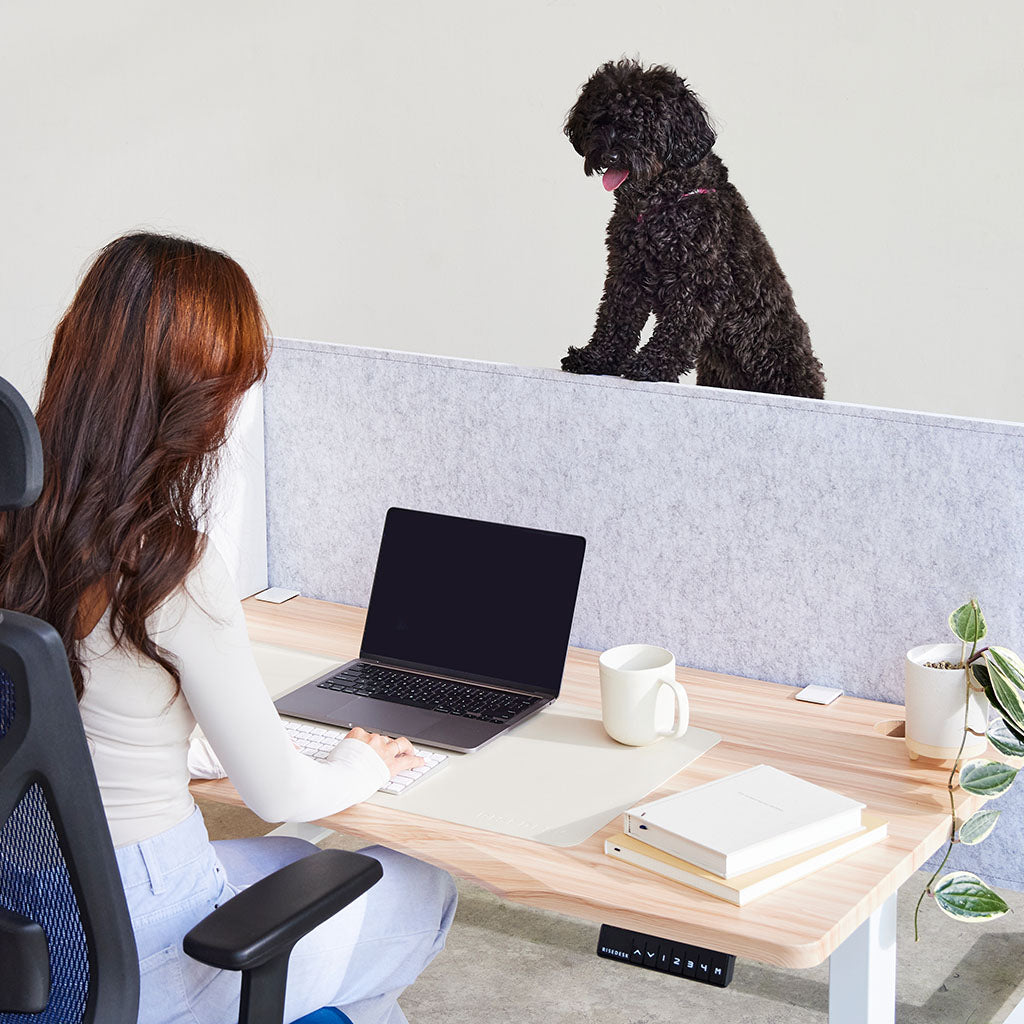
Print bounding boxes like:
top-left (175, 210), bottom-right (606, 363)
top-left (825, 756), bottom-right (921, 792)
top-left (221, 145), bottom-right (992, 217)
top-left (561, 59), bottom-right (825, 398)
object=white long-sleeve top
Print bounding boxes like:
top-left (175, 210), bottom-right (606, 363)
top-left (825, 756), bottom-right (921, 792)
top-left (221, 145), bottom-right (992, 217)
top-left (78, 540), bottom-right (389, 848)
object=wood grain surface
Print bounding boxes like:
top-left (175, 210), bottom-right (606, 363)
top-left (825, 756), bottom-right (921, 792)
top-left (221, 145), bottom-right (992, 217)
top-left (190, 596), bottom-right (982, 969)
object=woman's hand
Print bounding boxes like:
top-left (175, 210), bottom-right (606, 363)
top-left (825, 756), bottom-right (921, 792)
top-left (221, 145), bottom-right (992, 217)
top-left (346, 726), bottom-right (425, 777)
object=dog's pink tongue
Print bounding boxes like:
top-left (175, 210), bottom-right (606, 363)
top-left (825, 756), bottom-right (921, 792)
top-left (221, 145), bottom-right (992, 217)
top-left (602, 169), bottom-right (629, 191)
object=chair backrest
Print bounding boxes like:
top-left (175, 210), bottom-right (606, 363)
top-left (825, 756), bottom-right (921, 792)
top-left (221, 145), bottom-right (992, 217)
top-left (0, 377), bottom-right (42, 511)
top-left (0, 376), bottom-right (139, 1023)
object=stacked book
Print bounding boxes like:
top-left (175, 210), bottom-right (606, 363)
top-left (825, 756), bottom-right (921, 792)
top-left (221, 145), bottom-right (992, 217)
top-left (605, 765), bottom-right (887, 906)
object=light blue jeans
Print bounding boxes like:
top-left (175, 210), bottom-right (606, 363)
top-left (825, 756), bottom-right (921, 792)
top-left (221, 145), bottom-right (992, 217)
top-left (114, 808), bottom-right (457, 1024)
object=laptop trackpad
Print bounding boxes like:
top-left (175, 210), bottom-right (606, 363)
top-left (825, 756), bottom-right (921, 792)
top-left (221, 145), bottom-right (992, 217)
top-left (329, 697), bottom-right (440, 739)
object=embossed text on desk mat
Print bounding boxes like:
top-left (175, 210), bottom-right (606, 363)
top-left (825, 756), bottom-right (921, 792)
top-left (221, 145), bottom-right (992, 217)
top-left (368, 703), bottom-right (721, 847)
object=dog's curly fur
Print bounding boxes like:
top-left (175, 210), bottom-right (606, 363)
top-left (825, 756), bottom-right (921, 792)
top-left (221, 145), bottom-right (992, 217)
top-left (562, 59), bottom-right (826, 399)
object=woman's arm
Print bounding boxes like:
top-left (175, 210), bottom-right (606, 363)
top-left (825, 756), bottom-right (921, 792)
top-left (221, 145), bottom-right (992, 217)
top-left (158, 542), bottom-right (394, 822)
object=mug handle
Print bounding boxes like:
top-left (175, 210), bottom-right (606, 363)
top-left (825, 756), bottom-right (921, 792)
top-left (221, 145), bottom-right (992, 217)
top-left (657, 678), bottom-right (690, 738)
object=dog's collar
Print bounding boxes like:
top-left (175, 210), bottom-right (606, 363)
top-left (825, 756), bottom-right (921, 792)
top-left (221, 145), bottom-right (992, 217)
top-left (637, 188), bottom-right (716, 223)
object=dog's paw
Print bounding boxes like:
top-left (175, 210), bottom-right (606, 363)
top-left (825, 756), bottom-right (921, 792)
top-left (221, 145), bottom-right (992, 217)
top-left (561, 346), bottom-right (625, 376)
top-left (619, 350), bottom-right (681, 382)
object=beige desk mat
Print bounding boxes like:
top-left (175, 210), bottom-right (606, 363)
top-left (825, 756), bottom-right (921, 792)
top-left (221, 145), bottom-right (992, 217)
top-left (253, 641), bottom-right (342, 699)
top-left (369, 706), bottom-right (720, 847)
top-left (253, 642), bottom-right (721, 848)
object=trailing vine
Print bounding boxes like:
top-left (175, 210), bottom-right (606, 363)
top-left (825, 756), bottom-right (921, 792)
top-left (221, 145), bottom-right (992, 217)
top-left (913, 599), bottom-right (1024, 939)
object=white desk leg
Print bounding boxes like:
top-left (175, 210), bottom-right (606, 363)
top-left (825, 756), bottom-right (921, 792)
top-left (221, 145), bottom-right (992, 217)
top-left (1002, 997), bottom-right (1024, 1023)
top-left (828, 894), bottom-right (897, 1024)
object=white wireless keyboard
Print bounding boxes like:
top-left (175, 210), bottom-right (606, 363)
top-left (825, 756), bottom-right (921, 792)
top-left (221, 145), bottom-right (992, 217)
top-left (282, 720), bottom-right (449, 795)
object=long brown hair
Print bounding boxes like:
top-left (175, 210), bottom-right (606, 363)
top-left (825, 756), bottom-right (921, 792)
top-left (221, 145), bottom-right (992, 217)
top-left (0, 233), bottom-right (270, 699)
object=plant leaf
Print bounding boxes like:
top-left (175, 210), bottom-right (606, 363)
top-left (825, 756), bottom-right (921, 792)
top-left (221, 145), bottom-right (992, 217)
top-left (959, 759), bottom-right (1018, 797)
top-left (988, 718), bottom-right (1024, 757)
top-left (1000, 715), bottom-right (1024, 745)
top-left (977, 663), bottom-right (1011, 718)
top-left (933, 872), bottom-right (1009, 921)
top-left (958, 808), bottom-right (1001, 844)
top-left (949, 601), bottom-right (987, 644)
top-left (988, 647), bottom-right (1024, 690)
top-left (985, 652), bottom-right (1024, 732)
top-left (977, 664), bottom-right (1024, 745)
top-left (983, 686), bottom-right (1024, 746)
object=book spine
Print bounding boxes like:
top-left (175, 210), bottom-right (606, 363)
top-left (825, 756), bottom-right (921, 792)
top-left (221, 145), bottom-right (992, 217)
top-left (623, 814), bottom-right (724, 875)
top-left (605, 839), bottom-right (738, 905)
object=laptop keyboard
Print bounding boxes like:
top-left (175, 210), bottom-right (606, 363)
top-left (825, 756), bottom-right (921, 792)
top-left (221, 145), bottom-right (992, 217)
top-left (283, 720), bottom-right (449, 795)
top-left (316, 662), bottom-right (542, 724)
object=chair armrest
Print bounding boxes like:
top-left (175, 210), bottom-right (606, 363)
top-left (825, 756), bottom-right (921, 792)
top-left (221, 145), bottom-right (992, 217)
top-left (183, 848), bottom-right (382, 972)
top-left (0, 905), bottom-right (50, 1013)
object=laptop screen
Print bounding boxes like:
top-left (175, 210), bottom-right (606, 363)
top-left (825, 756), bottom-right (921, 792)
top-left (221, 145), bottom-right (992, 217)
top-left (360, 508), bottom-right (586, 696)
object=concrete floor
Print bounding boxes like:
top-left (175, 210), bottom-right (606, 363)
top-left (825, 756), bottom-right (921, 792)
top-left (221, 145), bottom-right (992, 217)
top-left (386, 864), bottom-right (1024, 1024)
top-left (199, 799), bottom-right (1024, 1023)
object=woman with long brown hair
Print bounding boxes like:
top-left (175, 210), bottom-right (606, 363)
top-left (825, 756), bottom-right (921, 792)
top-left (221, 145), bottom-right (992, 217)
top-left (0, 233), bottom-right (456, 1024)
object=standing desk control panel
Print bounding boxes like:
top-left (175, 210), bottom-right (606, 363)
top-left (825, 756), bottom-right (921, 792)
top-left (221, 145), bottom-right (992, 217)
top-left (597, 924), bottom-right (736, 987)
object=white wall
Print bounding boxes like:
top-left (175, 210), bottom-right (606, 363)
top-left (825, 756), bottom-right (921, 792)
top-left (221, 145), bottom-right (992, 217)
top-left (2, 0), bottom-right (1021, 421)
top-left (204, 386), bottom-right (268, 598)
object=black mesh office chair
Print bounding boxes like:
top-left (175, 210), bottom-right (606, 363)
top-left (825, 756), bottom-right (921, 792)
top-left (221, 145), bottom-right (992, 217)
top-left (0, 375), bottom-right (381, 1024)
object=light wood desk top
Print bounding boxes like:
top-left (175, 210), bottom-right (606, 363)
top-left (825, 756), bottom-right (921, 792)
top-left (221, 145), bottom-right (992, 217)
top-left (192, 596), bottom-right (980, 970)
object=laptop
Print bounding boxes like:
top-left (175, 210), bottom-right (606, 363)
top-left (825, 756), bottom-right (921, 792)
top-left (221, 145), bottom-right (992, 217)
top-left (274, 507), bottom-right (587, 752)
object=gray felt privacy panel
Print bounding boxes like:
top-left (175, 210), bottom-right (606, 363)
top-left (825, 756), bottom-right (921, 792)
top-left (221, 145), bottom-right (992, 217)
top-left (264, 338), bottom-right (1024, 888)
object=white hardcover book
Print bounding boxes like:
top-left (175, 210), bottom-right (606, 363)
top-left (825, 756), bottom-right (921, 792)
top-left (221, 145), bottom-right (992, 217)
top-left (624, 765), bottom-right (865, 878)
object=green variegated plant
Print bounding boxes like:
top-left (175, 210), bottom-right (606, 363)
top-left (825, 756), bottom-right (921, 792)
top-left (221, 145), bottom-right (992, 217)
top-left (913, 599), bottom-right (1024, 940)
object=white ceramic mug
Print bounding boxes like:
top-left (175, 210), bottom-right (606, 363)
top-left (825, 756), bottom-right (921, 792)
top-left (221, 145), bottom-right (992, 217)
top-left (599, 644), bottom-right (689, 746)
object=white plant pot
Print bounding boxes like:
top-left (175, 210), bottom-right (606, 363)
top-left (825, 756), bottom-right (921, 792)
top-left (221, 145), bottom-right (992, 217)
top-left (905, 642), bottom-right (990, 762)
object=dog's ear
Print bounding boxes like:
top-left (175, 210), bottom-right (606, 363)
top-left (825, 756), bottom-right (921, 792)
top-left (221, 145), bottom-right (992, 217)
top-left (563, 60), bottom-right (618, 161)
top-left (664, 77), bottom-right (717, 168)
top-left (563, 101), bottom-right (585, 157)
